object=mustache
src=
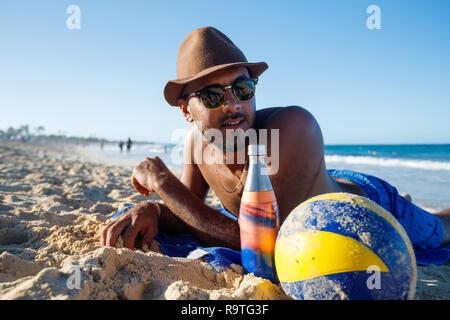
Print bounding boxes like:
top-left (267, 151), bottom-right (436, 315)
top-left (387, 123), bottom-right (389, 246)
top-left (220, 112), bottom-right (247, 124)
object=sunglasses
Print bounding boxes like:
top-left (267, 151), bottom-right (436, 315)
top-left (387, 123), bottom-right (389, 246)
top-left (185, 77), bottom-right (258, 109)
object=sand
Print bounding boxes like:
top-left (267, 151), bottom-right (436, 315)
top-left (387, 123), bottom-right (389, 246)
top-left (0, 141), bottom-right (448, 300)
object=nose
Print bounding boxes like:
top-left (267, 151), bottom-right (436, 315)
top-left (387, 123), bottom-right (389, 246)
top-left (221, 88), bottom-right (242, 113)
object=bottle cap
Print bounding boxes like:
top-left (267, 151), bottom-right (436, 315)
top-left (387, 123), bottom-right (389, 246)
top-left (248, 144), bottom-right (266, 156)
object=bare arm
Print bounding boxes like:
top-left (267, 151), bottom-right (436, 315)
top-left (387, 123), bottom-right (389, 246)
top-left (154, 171), bottom-right (240, 250)
top-left (155, 126), bottom-right (240, 250)
top-left (104, 126), bottom-right (241, 251)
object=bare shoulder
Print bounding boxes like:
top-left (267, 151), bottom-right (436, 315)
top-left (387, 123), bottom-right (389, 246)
top-left (255, 106), bottom-right (325, 172)
top-left (256, 106), bottom-right (327, 219)
top-left (255, 106), bottom-right (318, 128)
top-left (256, 106), bottom-right (322, 144)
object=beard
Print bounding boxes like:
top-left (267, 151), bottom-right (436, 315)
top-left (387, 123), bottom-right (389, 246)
top-left (191, 107), bottom-right (256, 163)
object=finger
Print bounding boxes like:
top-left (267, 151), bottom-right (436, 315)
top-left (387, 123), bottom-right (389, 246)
top-left (131, 176), bottom-right (141, 191)
top-left (100, 225), bottom-right (108, 246)
top-left (105, 219), bottom-right (130, 247)
top-left (122, 224), bottom-right (139, 250)
top-left (142, 228), bottom-right (157, 249)
top-left (138, 183), bottom-right (150, 196)
top-left (100, 221), bottom-right (115, 246)
top-left (132, 177), bottom-right (149, 195)
top-left (133, 182), bottom-right (146, 195)
top-left (140, 186), bottom-right (151, 196)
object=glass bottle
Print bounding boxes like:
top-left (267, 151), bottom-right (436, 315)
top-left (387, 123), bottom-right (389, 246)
top-left (239, 144), bottom-right (280, 283)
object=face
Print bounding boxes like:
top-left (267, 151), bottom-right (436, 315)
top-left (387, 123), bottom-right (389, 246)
top-left (178, 67), bottom-right (257, 152)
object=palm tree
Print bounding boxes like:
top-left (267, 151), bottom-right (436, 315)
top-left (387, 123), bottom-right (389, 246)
top-left (19, 125), bottom-right (30, 140)
top-left (6, 127), bottom-right (18, 139)
top-left (33, 125), bottom-right (45, 136)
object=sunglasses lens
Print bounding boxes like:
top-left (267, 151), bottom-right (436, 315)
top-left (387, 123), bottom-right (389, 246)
top-left (195, 79), bottom-right (256, 109)
top-left (199, 86), bottom-right (225, 109)
top-left (233, 79), bottom-right (255, 102)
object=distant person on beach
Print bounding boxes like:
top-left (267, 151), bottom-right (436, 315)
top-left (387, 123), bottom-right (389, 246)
top-left (101, 27), bottom-right (450, 254)
top-left (126, 138), bottom-right (132, 152)
top-left (118, 141), bottom-right (124, 153)
top-left (100, 139), bottom-right (104, 150)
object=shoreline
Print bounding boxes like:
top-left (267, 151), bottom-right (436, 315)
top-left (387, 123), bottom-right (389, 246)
top-left (0, 140), bottom-right (448, 300)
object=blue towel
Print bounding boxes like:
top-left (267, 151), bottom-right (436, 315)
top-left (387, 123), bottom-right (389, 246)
top-left (109, 205), bottom-right (449, 269)
top-left (414, 245), bottom-right (450, 266)
top-left (155, 232), bottom-right (242, 271)
top-left (328, 169), bottom-right (444, 251)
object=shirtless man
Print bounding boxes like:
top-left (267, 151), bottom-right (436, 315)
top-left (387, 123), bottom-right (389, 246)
top-left (101, 26), bottom-right (449, 253)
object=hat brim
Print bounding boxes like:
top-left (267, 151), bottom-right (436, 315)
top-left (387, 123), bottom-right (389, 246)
top-left (163, 61), bottom-right (268, 106)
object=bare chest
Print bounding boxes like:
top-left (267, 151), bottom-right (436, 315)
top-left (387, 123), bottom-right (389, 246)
top-left (196, 150), bottom-right (247, 216)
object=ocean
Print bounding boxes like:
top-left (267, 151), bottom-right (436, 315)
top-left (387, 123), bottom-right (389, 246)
top-left (87, 143), bottom-right (450, 213)
top-left (324, 144), bottom-right (450, 213)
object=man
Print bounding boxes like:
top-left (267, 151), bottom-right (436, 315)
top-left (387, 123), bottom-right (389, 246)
top-left (101, 26), bottom-right (449, 254)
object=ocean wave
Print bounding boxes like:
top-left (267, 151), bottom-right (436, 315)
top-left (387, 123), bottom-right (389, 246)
top-left (325, 155), bottom-right (450, 171)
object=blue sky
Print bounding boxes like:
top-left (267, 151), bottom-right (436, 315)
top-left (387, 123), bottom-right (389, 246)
top-left (1, 0), bottom-right (449, 144)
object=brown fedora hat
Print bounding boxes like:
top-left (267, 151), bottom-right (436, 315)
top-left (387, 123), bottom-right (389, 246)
top-left (164, 26), bottom-right (268, 106)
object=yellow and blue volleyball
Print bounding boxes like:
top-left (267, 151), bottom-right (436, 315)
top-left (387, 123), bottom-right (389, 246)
top-left (274, 193), bottom-right (417, 300)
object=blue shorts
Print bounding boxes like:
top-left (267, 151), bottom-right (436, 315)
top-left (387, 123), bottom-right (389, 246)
top-left (327, 169), bottom-right (443, 251)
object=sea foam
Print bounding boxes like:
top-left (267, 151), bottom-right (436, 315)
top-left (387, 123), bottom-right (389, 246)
top-left (325, 155), bottom-right (450, 171)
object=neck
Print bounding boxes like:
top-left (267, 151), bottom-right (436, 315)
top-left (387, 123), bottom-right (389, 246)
top-left (211, 141), bottom-right (248, 167)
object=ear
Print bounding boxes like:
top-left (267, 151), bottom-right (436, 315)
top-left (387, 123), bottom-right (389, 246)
top-left (178, 98), bottom-right (194, 122)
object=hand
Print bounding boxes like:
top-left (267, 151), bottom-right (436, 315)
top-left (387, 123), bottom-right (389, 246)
top-left (100, 202), bottom-right (159, 250)
top-left (132, 156), bottom-right (170, 196)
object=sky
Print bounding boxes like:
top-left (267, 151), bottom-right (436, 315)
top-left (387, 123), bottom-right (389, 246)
top-left (1, 0), bottom-right (449, 145)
